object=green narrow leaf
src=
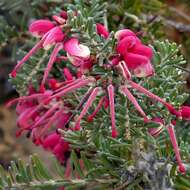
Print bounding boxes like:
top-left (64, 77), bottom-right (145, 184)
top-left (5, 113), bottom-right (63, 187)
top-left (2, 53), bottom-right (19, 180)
top-left (0, 165), bottom-right (8, 186)
top-left (71, 151), bottom-right (84, 178)
top-left (25, 164), bottom-right (33, 182)
top-left (80, 152), bottom-right (94, 171)
top-left (31, 154), bottom-right (52, 179)
top-left (177, 176), bottom-right (190, 188)
top-left (53, 158), bottom-right (65, 178)
top-left (18, 159), bottom-right (29, 183)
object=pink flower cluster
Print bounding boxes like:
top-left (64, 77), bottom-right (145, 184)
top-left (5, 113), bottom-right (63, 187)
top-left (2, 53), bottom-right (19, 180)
top-left (115, 29), bottom-right (154, 78)
top-left (9, 12), bottom-right (190, 174)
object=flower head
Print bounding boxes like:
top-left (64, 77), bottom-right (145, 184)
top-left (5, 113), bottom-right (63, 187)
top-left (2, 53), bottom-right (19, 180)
top-left (116, 28), bottom-right (154, 78)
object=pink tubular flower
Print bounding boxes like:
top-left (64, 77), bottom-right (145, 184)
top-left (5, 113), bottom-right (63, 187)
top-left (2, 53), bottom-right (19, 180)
top-left (50, 77), bottom-right (95, 99)
top-left (107, 85), bottom-right (118, 138)
top-left (8, 86), bottom-right (74, 164)
top-left (63, 68), bottom-right (74, 81)
top-left (87, 96), bottom-right (106, 122)
top-left (129, 80), bottom-right (180, 117)
top-left (75, 87), bottom-right (101, 130)
top-left (29, 19), bottom-right (55, 37)
top-left (96, 23), bottom-right (109, 39)
top-left (167, 124), bottom-right (186, 173)
top-left (120, 86), bottom-right (149, 122)
top-left (11, 26), bottom-right (64, 78)
top-left (43, 27), bottom-right (65, 50)
top-left (41, 43), bottom-right (63, 90)
top-left (180, 106), bottom-right (190, 120)
top-left (10, 38), bottom-right (45, 77)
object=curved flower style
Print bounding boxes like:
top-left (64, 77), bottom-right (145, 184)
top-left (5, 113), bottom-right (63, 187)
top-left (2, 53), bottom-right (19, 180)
top-left (148, 117), bottom-right (164, 137)
top-left (9, 11), bottom-right (188, 174)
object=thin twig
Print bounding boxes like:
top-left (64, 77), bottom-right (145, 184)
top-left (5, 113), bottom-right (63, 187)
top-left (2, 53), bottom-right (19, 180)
top-left (173, 64), bottom-right (190, 73)
top-left (169, 6), bottom-right (190, 22)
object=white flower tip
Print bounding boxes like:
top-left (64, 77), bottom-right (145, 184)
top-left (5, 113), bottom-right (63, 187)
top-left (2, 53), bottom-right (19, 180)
top-left (64, 38), bottom-right (90, 59)
top-left (115, 29), bottom-right (136, 40)
top-left (78, 44), bottom-right (90, 58)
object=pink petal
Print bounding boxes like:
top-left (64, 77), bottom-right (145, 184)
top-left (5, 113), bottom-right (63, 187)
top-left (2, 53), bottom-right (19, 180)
top-left (124, 53), bottom-right (154, 77)
top-left (52, 15), bottom-right (66, 25)
top-left (96, 23), bottom-right (109, 39)
top-left (117, 36), bottom-right (138, 55)
top-left (41, 43), bottom-right (63, 88)
top-left (43, 27), bottom-right (65, 50)
top-left (133, 61), bottom-right (154, 78)
top-left (167, 124), bottom-right (186, 173)
top-left (60, 11), bottom-right (68, 20)
top-left (107, 85), bottom-right (118, 138)
top-left (130, 44), bottom-right (153, 59)
top-left (120, 86), bottom-right (149, 122)
top-left (180, 106), bottom-right (190, 120)
top-left (29, 19), bottom-right (55, 37)
top-left (64, 38), bottom-right (90, 58)
top-left (152, 117), bottom-right (164, 124)
top-left (115, 29), bottom-right (136, 41)
top-left (53, 142), bottom-right (66, 163)
top-left (75, 87), bottom-right (100, 130)
top-left (124, 53), bottom-right (149, 69)
top-left (80, 59), bottom-right (93, 72)
top-left (43, 133), bottom-right (60, 150)
top-left (111, 56), bottom-right (121, 66)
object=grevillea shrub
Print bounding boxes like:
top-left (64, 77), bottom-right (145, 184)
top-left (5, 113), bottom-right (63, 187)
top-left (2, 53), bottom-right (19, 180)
top-left (2, 1), bottom-right (190, 190)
